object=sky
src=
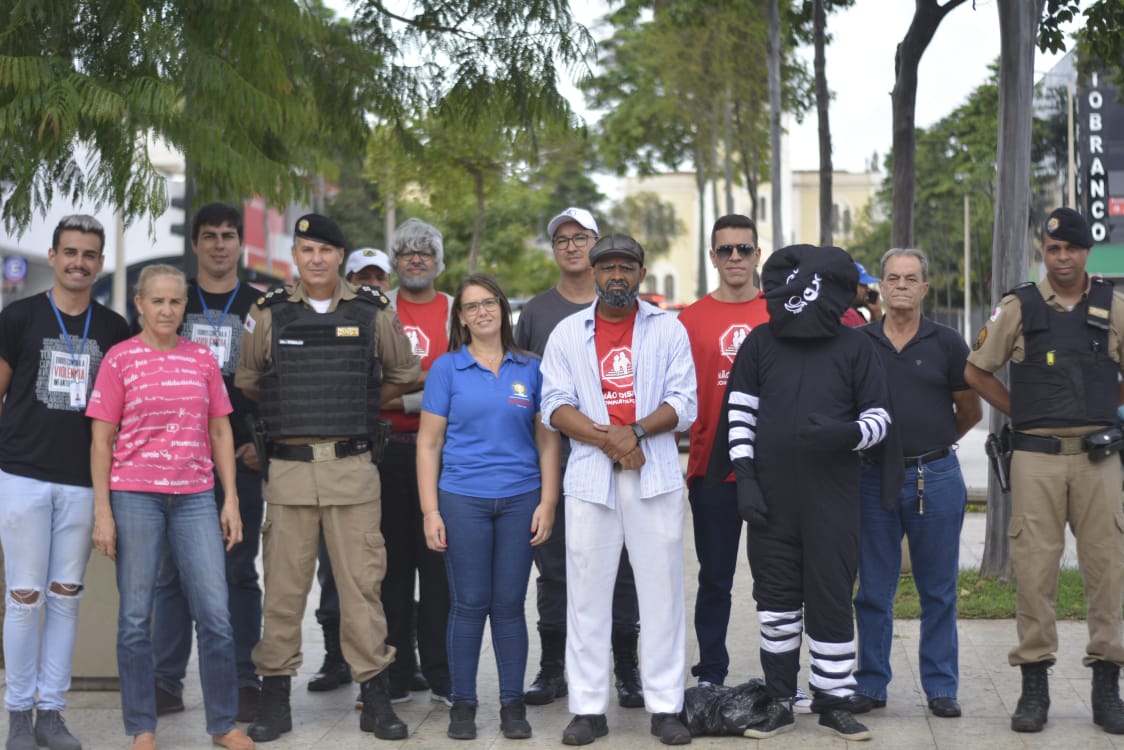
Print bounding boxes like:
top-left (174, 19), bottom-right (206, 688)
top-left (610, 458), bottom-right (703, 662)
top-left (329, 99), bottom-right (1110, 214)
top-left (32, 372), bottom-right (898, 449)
top-left (561, 0), bottom-right (1076, 174)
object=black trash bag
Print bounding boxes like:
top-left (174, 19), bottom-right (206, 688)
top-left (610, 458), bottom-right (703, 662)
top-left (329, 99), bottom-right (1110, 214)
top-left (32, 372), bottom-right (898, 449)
top-left (679, 679), bottom-right (772, 736)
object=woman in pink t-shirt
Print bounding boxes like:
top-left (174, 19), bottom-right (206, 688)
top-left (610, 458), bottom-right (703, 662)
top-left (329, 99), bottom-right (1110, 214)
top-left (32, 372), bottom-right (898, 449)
top-left (87, 265), bottom-right (252, 750)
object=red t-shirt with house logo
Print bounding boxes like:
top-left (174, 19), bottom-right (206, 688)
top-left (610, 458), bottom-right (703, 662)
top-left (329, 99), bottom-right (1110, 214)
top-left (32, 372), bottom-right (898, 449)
top-left (677, 292), bottom-right (770, 481)
top-left (382, 294), bottom-right (449, 433)
top-left (594, 307), bottom-right (638, 426)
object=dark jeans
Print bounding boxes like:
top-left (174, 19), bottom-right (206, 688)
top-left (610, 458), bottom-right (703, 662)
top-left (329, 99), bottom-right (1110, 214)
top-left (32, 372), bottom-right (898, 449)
top-left (441, 488), bottom-right (539, 705)
top-left (379, 441), bottom-right (450, 692)
top-left (533, 492), bottom-right (640, 636)
top-left (687, 478), bottom-right (745, 684)
top-left (855, 452), bottom-right (966, 702)
top-left (153, 462), bottom-right (263, 693)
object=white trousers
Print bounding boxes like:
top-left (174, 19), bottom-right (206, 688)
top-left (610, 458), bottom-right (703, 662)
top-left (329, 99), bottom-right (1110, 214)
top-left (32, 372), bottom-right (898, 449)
top-left (565, 469), bottom-right (686, 714)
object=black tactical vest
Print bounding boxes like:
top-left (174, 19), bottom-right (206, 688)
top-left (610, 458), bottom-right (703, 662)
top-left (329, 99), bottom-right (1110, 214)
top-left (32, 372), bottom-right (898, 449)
top-left (258, 289), bottom-right (384, 440)
top-left (1009, 280), bottom-right (1117, 430)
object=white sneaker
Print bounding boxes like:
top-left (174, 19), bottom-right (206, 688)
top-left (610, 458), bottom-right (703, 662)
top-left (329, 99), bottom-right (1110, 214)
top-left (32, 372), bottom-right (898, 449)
top-left (791, 686), bottom-right (813, 714)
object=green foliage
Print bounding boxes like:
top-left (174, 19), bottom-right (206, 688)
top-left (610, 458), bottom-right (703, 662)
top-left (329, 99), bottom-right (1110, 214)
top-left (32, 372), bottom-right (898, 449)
top-left (849, 66), bottom-right (1058, 311)
top-left (606, 192), bottom-right (684, 258)
top-left (0, 0), bottom-right (375, 233)
top-left (893, 568), bottom-right (1091, 619)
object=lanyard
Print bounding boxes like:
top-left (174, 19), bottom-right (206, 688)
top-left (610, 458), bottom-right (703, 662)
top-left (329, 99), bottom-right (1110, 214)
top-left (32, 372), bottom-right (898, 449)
top-left (47, 290), bottom-right (91, 361)
top-left (196, 280), bottom-right (240, 332)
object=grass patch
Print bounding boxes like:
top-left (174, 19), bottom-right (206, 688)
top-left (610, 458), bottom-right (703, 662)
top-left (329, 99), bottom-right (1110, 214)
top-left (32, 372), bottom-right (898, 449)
top-left (891, 568), bottom-right (1090, 619)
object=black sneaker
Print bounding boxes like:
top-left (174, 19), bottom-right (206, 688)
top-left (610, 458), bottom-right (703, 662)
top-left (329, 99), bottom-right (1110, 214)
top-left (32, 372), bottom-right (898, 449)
top-left (500, 701), bottom-right (533, 740)
top-left (447, 701), bottom-right (477, 740)
top-left (34, 710), bottom-right (81, 750)
top-left (818, 708), bottom-right (872, 741)
top-left (410, 670), bottom-right (430, 692)
top-left (561, 714), bottom-right (608, 746)
top-left (650, 713), bottom-right (691, 745)
top-left (845, 694), bottom-right (886, 714)
top-left (743, 698), bottom-right (796, 739)
top-left (154, 683), bottom-right (185, 716)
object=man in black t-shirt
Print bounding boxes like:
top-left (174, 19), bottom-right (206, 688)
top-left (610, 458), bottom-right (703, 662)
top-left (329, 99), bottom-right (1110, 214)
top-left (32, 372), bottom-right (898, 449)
top-left (0, 215), bottom-right (130, 750)
top-left (853, 248), bottom-right (981, 719)
top-left (149, 203), bottom-right (265, 723)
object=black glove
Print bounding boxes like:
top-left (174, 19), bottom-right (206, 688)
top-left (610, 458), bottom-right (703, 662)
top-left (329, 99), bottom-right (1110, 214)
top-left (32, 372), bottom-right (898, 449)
top-left (797, 413), bottom-right (861, 451)
top-left (736, 478), bottom-right (769, 529)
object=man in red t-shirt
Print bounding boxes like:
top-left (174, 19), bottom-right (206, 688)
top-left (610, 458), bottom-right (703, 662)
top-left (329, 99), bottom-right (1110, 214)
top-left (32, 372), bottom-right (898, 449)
top-left (380, 219), bottom-right (454, 704)
top-left (678, 214), bottom-right (770, 693)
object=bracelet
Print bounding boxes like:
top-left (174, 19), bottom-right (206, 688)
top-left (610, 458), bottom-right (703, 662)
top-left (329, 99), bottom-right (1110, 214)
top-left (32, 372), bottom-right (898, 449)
top-left (424, 510), bottom-right (441, 519)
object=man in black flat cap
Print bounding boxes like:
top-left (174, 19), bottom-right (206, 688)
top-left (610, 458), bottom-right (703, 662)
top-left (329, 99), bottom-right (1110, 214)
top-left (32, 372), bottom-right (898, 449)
top-left (236, 213), bottom-right (420, 742)
top-left (966, 207), bottom-right (1124, 735)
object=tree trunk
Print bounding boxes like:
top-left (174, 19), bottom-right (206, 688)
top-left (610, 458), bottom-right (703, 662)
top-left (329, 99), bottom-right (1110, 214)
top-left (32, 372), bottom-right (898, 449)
top-left (981, 0), bottom-right (1048, 580)
top-left (696, 147), bottom-right (709, 299)
top-left (469, 169), bottom-right (486, 273)
top-left (768, 0), bottom-right (784, 249)
top-left (814, 0), bottom-right (833, 247)
top-left (724, 90), bottom-right (735, 215)
top-left (891, 0), bottom-right (970, 249)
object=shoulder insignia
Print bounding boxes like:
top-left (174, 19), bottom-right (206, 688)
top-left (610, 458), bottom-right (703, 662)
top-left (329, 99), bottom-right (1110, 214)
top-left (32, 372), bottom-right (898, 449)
top-left (354, 285), bottom-right (390, 308)
top-left (1092, 276), bottom-right (1114, 288)
top-left (973, 327), bottom-right (987, 351)
top-left (256, 285), bottom-right (291, 308)
top-left (1002, 281), bottom-right (1036, 297)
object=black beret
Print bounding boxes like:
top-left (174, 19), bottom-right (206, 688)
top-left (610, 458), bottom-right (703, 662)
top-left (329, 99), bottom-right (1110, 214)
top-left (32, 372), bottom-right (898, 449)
top-left (1043, 208), bottom-right (1094, 249)
top-left (294, 213), bottom-right (347, 249)
top-left (589, 233), bottom-right (645, 266)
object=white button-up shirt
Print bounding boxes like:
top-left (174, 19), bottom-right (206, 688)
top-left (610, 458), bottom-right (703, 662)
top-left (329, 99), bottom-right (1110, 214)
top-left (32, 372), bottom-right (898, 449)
top-left (541, 300), bottom-right (696, 508)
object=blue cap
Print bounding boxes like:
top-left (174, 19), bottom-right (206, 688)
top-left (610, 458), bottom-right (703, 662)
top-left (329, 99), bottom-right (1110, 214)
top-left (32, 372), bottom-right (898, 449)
top-left (854, 262), bottom-right (878, 285)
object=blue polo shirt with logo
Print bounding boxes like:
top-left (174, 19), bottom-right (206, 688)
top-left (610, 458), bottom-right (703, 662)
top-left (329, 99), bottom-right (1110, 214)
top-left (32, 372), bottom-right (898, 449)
top-left (422, 346), bottom-right (543, 497)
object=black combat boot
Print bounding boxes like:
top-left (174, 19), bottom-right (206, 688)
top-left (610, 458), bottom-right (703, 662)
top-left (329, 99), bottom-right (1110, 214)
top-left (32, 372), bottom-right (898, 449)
top-left (307, 620), bottom-right (351, 691)
top-left (525, 630), bottom-right (567, 705)
top-left (248, 676), bottom-right (292, 742)
top-left (1091, 660), bottom-right (1124, 734)
top-left (1011, 662), bottom-right (1050, 733)
top-left (359, 671), bottom-right (408, 740)
top-left (612, 629), bottom-right (643, 708)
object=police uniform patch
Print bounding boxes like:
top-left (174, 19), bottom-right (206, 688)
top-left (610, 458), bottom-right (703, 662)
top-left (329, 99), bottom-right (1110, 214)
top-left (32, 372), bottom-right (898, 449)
top-left (298, 218), bottom-right (310, 232)
top-left (989, 305), bottom-right (1002, 323)
top-left (336, 326), bottom-right (359, 337)
top-left (392, 314), bottom-right (405, 336)
top-left (1047, 217), bottom-right (1059, 233)
top-left (973, 327), bottom-right (987, 350)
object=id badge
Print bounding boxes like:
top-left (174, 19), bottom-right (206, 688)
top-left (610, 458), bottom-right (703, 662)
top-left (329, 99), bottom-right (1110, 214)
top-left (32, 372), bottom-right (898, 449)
top-left (210, 343), bottom-right (229, 368)
top-left (70, 379), bottom-right (87, 408)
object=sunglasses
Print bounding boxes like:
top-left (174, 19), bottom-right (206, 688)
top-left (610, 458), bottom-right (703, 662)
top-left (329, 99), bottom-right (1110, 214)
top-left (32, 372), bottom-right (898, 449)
top-left (714, 244), bottom-right (757, 260)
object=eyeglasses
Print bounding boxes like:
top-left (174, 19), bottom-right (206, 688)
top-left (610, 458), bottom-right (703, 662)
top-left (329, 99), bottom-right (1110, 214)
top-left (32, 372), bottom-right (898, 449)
top-left (461, 296), bottom-right (501, 315)
top-left (553, 233), bottom-right (595, 250)
top-left (397, 248), bottom-right (436, 260)
top-left (715, 244), bottom-right (757, 260)
top-left (594, 262), bottom-right (639, 274)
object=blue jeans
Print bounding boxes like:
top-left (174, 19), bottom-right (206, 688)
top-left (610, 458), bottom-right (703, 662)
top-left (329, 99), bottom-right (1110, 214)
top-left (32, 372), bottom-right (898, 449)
top-left (153, 462), bottom-right (263, 694)
top-left (0, 469), bottom-right (93, 712)
top-left (112, 490), bottom-right (237, 737)
top-left (440, 488), bottom-right (539, 706)
top-left (854, 452), bottom-right (966, 702)
top-left (687, 478), bottom-right (744, 685)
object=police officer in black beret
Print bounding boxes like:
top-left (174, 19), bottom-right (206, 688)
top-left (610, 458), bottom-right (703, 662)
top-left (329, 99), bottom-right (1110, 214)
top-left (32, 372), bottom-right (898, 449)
top-left (235, 214), bottom-right (421, 742)
top-left (966, 208), bottom-right (1124, 735)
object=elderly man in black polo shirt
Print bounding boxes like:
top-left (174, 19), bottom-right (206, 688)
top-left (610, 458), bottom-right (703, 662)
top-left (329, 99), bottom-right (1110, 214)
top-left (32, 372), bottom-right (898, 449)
top-left (851, 248), bottom-right (981, 718)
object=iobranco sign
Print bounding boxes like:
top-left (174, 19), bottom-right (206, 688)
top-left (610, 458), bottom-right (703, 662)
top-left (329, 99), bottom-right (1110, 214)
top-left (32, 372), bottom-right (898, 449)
top-left (1077, 70), bottom-right (1123, 244)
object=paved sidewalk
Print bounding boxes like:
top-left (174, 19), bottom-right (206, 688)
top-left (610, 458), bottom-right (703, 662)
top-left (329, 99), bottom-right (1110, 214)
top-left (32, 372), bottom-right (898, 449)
top-left (1, 422), bottom-right (1105, 748)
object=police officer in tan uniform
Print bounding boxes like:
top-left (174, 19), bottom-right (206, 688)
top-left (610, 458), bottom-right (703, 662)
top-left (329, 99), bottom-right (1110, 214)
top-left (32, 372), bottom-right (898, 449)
top-left (235, 214), bottom-right (420, 743)
top-left (965, 208), bottom-right (1124, 735)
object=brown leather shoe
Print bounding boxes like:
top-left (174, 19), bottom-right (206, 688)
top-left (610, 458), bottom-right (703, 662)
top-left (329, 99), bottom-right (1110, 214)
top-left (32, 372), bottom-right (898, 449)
top-left (212, 727), bottom-right (255, 750)
top-left (131, 733), bottom-right (157, 750)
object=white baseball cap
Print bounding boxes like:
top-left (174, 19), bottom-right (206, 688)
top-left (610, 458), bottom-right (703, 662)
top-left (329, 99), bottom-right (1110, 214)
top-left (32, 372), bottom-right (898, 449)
top-left (346, 247), bottom-right (391, 276)
top-left (547, 207), bottom-right (599, 238)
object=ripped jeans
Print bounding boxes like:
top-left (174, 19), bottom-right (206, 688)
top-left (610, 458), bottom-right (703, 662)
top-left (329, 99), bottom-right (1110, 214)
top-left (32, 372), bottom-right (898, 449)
top-left (0, 468), bottom-right (94, 712)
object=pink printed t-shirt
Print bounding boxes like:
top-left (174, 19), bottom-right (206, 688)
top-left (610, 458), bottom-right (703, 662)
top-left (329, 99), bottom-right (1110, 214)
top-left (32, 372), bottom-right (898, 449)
top-left (86, 335), bottom-right (232, 493)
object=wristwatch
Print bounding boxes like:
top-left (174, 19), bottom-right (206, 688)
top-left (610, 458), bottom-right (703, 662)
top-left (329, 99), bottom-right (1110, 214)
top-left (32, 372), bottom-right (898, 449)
top-left (630, 422), bottom-right (647, 441)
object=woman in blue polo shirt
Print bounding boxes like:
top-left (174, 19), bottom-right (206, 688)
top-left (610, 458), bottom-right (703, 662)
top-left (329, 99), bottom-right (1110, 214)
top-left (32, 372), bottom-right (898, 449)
top-left (418, 273), bottom-right (560, 741)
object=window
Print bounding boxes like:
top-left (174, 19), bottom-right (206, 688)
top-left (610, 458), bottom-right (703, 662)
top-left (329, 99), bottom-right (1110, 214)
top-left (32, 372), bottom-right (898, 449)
top-left (663, 274), bottom-right (675, 301)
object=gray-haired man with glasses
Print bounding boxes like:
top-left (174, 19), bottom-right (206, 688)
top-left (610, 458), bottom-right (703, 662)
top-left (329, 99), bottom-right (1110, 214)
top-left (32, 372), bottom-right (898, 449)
top-left (515, 208), bottom-right (644, 712)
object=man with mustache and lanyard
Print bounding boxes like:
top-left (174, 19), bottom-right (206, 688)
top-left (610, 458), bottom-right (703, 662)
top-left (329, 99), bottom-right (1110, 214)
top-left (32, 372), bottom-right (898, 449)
top-left (0, 215), bottom-right (130, 750)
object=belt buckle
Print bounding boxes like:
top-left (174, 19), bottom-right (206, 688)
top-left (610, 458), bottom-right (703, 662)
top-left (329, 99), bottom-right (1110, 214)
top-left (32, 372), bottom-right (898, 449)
top-left (310, 442), bottom-right (337, 462)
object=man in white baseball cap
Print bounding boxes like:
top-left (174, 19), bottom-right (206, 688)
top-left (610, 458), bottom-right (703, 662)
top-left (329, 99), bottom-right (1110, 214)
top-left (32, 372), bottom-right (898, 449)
top-left (345, 248), bottom-right (393, 291)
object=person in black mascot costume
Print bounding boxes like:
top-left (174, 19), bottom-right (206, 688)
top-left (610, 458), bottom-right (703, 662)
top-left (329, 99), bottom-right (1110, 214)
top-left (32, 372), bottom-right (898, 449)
top-left (708, 244), bottom-right (901, 742)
